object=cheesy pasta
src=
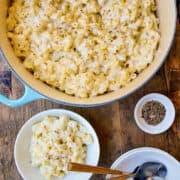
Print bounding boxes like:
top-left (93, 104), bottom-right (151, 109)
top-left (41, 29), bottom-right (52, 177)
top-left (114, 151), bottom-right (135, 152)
top-left (30, 115), bottom-right (93, 179)
top-left (7, 0), bottom-right (160, 98)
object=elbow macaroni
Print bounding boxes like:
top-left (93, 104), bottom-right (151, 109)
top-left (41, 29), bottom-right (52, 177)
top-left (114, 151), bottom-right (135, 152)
top-left (30, 115), bottom-right (93, 180)
top-left (7, 0), bottom-right (160, 98)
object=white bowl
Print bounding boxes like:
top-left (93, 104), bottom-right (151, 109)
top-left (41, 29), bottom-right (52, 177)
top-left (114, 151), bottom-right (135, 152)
top-left (106, 147), bottom-right (180, 179)
top-left (134, 93), bottom-right (176, 134)
top-left (14, 109), bottom-right (100, 180)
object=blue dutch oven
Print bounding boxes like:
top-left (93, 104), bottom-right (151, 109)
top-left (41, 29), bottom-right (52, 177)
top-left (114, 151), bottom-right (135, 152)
top-left (0, 0), bottom-right (177, 107)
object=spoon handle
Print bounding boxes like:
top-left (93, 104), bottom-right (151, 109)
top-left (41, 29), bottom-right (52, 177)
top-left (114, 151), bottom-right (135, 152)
top-left (106, 173), bottom-right (135, 180)
top-left (68, 162), bottom-right (129, 175)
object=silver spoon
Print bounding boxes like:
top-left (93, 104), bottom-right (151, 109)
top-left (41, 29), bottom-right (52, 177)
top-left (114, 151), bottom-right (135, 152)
top-left (107, 162), bottom-right (167, 180)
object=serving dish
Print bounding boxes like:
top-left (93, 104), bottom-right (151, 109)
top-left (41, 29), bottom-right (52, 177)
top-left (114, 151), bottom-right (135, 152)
top-left (106, 147), bottom-right (180, 180)
top-left (14, 109), bottom-right (100, 180)
top-left (0, 0), bottom-right (177, 107)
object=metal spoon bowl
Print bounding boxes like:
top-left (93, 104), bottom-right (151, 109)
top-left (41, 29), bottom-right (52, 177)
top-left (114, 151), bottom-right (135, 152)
top-left (134, 162), bottom-right (167, 180)
top-left (108, 162), bottom-right (167, 180)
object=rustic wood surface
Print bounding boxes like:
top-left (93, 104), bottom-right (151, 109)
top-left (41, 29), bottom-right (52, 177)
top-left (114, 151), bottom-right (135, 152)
top-left (0, 21), bottom-right (179, 180)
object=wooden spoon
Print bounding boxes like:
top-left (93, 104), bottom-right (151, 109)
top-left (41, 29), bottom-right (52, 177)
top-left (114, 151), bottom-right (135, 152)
top-left (68, 162), bottom-right (129, 175)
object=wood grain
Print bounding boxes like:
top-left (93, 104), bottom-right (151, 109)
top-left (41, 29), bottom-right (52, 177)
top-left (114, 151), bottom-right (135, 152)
top-left (0, 22), bottom-right (179, 180)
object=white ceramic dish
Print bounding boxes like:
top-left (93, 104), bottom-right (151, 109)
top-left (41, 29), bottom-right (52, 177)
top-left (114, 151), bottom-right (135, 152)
top-left (134, 93), bottom-right (176, 134)
top-left (106, 147), bottom-right (180, 180)
top-left (14, 109), bottom-right (100, 180)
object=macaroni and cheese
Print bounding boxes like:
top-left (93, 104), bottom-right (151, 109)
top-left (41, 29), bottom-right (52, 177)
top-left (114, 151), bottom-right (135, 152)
top-left (30, 115), bottom-right (93, 179)
top-left (7, 0), bottom-right (160, 98)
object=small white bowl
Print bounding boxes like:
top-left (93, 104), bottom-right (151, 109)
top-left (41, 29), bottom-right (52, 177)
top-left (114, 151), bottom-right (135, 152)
top-left (134, 93), bottom-right (175, 134)
top-left (14, 109), bottom-right (100, 180)
top-left (106, 147), bottom-right (180, 180)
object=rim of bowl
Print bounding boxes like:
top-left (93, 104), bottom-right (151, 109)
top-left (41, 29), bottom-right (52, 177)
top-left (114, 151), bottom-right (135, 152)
top-left (14, 109), bottom-right (100, 180)
top-left (134, 93), bottom-right (176, 135)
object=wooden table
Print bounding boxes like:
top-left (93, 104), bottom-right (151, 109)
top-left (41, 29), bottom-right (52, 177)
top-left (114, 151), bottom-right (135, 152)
top-left (0, 20), bottom-right (179, 180)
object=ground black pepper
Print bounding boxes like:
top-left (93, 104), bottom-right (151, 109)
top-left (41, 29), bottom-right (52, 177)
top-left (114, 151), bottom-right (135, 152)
top-left (142, 100), bottom-right (166, 125)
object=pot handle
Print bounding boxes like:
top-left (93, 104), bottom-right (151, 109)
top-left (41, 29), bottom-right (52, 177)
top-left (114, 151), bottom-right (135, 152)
top-left (0, 48), bottom-right (45, 107)
top-left (0, 85), bottom-right (44, 107)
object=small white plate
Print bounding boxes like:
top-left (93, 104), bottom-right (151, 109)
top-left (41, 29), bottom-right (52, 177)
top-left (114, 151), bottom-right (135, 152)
top-left (14, 109), bottom-right (100, 180)
top-left (134, 93), bottom-right (175, 134)
top-left (106, 147), bottom-right (180, 180)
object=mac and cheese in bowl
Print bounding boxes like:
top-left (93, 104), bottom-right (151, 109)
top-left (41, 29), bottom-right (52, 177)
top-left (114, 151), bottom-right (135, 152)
top-left (7, 0), bottom-right (160, 98)
top-left (30, 115), bottom-right (93, 179)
